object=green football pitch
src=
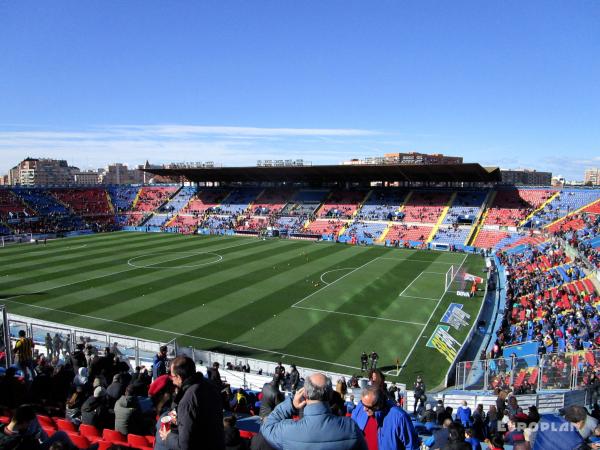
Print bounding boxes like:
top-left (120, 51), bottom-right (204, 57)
top-left (0, 232), bottom-right (486, 386)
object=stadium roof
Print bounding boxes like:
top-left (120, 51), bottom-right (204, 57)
top-left (144, 163), bottom-right (501, 184)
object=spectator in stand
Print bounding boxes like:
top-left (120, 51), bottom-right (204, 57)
top-left (457, 400), bottom-right (472, 427)
top-left (69, 344), bottom-right (87, 372)
top-left (261, 373), bottom-right (367, 450)
top-left (565, 405), bottom-right (599, 440)
top-left (259, 376), bottom-right (285, 421)
top-left (0, 404), bottom-right (77, 450)
top-left (445, 422), bottom-right (471, 450)
top-left (207, 362), bottom-right (224, 390)
top-left (12, 330), bottom-right (35, 382)
top-left (81, 386), bottom-right (111, 431)
top-left (106, 374), bottom-right (126, 408)
top-left (65, 386), bottom-right (86, 425)
top-left (424, 417), bottom-right (452, 450)
top-left (158, 355), bottom-right (224, 450)
top-left (152, 345), bottom-right (169, 380)
top-left (0, 367), bottom-right (27, 409)
top-left (465, 427), bottom-right (482, 450)
top-left (352, 384), bottom-right (419, 450)
top-left (505, 395), bottom-right (522, 418)
top-left (275, 362), bottom-right (286, 391)
top-left (503, 417), bottom-right (525, 446)
top-left (114, 384), bottom-right (146, 436)
top-left (223, 415), bottom-right (246, 450)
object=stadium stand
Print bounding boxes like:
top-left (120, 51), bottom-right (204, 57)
top-left (0, 189), bottom-right (34, 219)
top-left (341, 221), bottom-right (388, 243)
top-left (251, 188), bottom-right (296, 215)
top-left (385, 224), bottom-right (433, 244)
top-left (355, 189), bottom-right (407, 220)
top-left (131, 186), bottom-right (178, 213)
top-left (179, 188), bottom-right (229, 215)
top-left (402, 191), bottom-right (452, 223)
top-left (107, 186), bottom-right (140, 213)
top-left (316, 190), bottom-right (366, 219)
top-left (215, 187), bottom-right (262, 215)
top-left (483, 188), bottom-right (555, 227)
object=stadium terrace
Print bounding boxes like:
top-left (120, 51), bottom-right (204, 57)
top-left (0, 163), bottom-right (599, 450)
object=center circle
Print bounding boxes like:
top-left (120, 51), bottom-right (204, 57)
top-left (127, 251), bottom-right (223, 269)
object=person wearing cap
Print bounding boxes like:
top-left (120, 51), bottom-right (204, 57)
top-left (81, 386), bottom-right (110, 430)
top-left (158, 355), bottom-right (224, 450)
top-left (419, 403), bottom-right (436, 426)
top-left (352, 384), bottom-right (419, 450)
top-left (153, 345), bottom-right (169, 380)
top-left (413, 375), bottom-right (426, 415)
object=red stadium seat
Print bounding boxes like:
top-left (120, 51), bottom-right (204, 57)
top-left (239, 430), bottom-right (257, 439)
top-left (127, 433), bottom-right (150, 447)
top-left (54, 418), bottom-right (77, 432)
top-left (66, 432), bottom-right (91, 449)
top-left (36, 415), bottom-right (55, 428)
top-left (102, 428), bottom-right (128, 445)
top-left (42, 425), bottom-right (56, 437)
top-left (79, 423), bottom-right (102, 442)
top-left (145, 435), bottom-right (155, 446)
top-left (0, 416), bottom-right (10, 424)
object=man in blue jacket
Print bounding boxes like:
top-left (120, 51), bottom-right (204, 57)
top-left (260, 372), bottom-right (367, 450)
top-left (352, 385), bottom-right (420, 450)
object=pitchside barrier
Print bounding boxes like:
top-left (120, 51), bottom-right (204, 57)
top-left (455, 350), bottom-right (600, 392)
top-left (2, 310), bottom-right (404, 394)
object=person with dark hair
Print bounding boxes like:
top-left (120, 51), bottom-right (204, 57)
top-left (114, 384), bottom-right (144, 436)
top-left (261, 373), bottom-right (367, 450)
top-left (274, 362), bottom-right (286, 391)
top-left (445, 422), bottom-right (471, 450)
top-left (465, 427), bottom-right (482, 450)
top-left (158, 355), bottom-right (225, 450)
top-left (352, 384), bottom-right (419, 450)
top-left (223, 415), bottom-right (246, 450)
top-left (0, 404), bottom-right (76, 450)
top-left (289, 364), bottom-right (300, 393)
top-left (12, 330), bottom-right (35, 382)
top-left (413, 375), bottom-right (426, 415)
top-left (370, 352), bottom-right (379, 370)
top-left (360, 352), bottom-right (369, 372)
top-left (564, 405), bottom-right (598, 440)
top-left (259, 376), bottom-right (284, 420)
top-left (207, 362), bottom-right (224, 389)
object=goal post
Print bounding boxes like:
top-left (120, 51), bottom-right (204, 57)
top-left (0, 233), bottom-right (33, 247)
top-left (445, 265), bottom-right (456, 291)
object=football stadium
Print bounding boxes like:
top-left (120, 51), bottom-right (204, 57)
top-left (2, 2), bottom-right (600, 449)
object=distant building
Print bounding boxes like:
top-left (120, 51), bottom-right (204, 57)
top-left (73, 170), bottom-right (100, 185)
top-left (0, 175), bottom-right (8, 185)
top-left (584, 168), bottom-right (600, 186)
top-left (342, 152), bottom-right (463, 166)
top-left (501, 169), bottom-right (552, 186)
top-left (8, 157), bottom-right (79, 186)
top-left (99, 163), bottom-right (144, 185)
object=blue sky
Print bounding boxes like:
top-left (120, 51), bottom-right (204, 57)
top-left (1, 1), bottom-right (599, 179)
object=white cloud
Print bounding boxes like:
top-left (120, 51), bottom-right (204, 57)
top-left (0, 124), bottom-right (383, 172)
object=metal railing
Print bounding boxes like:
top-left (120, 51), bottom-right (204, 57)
top-left (455, 350), bottom-right (599, 392)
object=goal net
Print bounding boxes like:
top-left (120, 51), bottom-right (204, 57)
top-left (446, 264), bottom-right (484, 296)
top-left (444, 265), bottom-right (456, 291)
top-left (0, 234), bottom-right (33, 247)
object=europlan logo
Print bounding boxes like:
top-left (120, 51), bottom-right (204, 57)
top-left (497, 421), bottom-right (578, 433)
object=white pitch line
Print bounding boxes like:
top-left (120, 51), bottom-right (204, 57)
top-left (1, 296), bottom-right (361, 371)
top-left (397, 271), bottom-right (425, 297)
top-left (378, 257), bottom-right (457, 265)
top-left (2, 238), bottom-right (263, 299)
top-left (291, 257), bottom-right (380, 308)
top-left (293, 305), bottom-right (426, 326)
top-left (398, 252), bottom-right (469, 375)
top-left (319, 267), bottom-right (357, 286)
top-left (399, 295), bottom-right (439, 301)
